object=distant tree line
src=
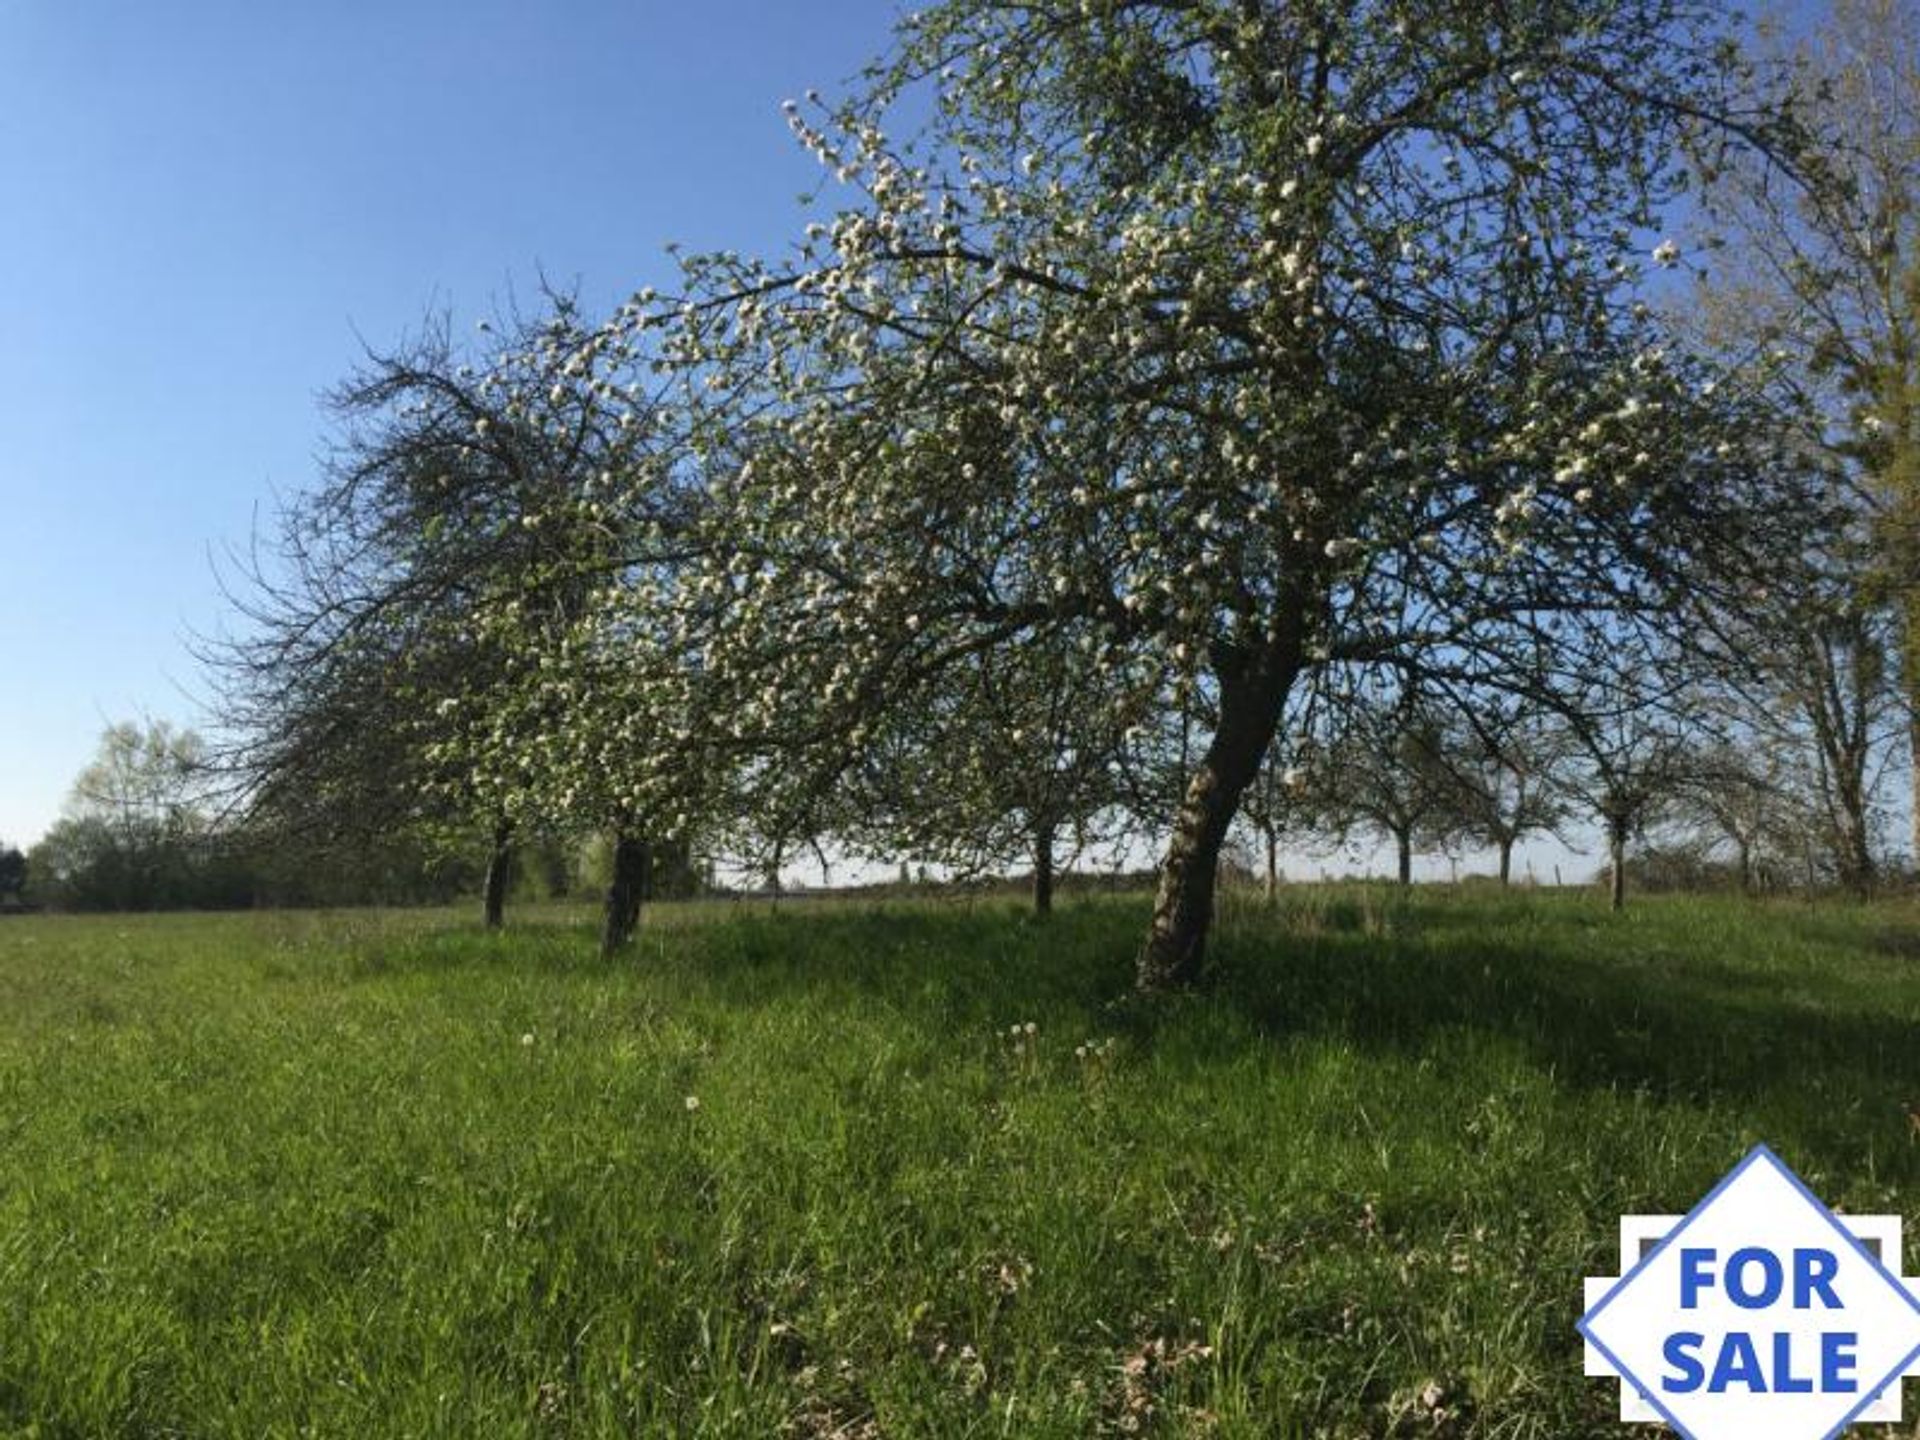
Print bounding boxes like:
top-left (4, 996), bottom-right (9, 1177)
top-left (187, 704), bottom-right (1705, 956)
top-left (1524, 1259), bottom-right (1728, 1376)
top-left (8, 720), bottom-right (713, 914)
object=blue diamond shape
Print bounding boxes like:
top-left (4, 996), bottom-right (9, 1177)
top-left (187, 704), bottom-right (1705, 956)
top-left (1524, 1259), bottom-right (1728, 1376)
top-left (1578, 1144), bottom-right (1920, 1440)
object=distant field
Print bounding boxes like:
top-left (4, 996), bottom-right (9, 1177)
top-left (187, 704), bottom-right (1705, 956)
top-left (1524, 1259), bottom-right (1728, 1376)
top-left (0, 889), bottom-right (1916, 1437)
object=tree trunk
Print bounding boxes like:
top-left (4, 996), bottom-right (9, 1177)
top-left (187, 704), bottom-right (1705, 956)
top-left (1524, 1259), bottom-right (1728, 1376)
top-left (600, 830), bottom-right (649, 957)
top-left (1136, 637), bottom-right (1300, 990)
top-left (1736, 839), bottom-right (1753, 895)
top-left (1031, 825), bottom-right (1054, 916)
top-left (1497, 835), bottom-right (1514, 887)
top-left (1834, 772), bottom-right (1876, 896)
top-left (1395, 830), bottom-right (1412, 887)
top-left (1609, 823), bottom-right (1627, 913)
top-left (483, 819), bottom-right (513, 930)
top-left (1264, 826), bottom-right (1279, 903)
top-left (1908, 604), bottom-right (1920, 871)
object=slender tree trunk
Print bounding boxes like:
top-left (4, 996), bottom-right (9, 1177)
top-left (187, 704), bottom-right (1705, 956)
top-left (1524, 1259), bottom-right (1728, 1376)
top-left (1907, 603), bottom-right (1920, 871)
top-left (1609, 822), bottom-right (1627, 913)
top-left (1031, 825), bottom-right (1054, 916)
top-left (1264, 825), bottom-right (1279, 903)
top-left (1497, 835), bottom-right (1514, 887)
top-left (1137, 637), bottom-right (1300, 990)
top-left (1910, 711), bottom-right (1920, 875)
top-left (1395, 829), bottom-right (1412, 887)
top-left (483, 819), bottom-right (514, 930)
top-left (601, 830), bottom-right (649, 957)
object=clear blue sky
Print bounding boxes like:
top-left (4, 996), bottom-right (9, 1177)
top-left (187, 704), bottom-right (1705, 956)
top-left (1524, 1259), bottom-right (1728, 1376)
top-left (0, 0), bottom-right (902, 847)
top-left (0, 1), bottom-right (1832, 886)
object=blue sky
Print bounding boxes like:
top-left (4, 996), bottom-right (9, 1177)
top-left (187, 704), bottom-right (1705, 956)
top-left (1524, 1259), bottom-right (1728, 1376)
top-left (0, 2), bottom-right (1825, 888)
top-left (0, 0), bottom-right (901, 847)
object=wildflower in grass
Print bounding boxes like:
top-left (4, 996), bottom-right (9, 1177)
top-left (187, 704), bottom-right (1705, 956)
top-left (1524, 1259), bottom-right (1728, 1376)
top-left (684, 1094), bottom-right (701, 1112)
top-left (1075, 1035), bottom-right (1119, 1087)
top-left (1002, 1022), bottom-right (1044, 1079)
top-left (520, 1032), bottom-right (535, 1047)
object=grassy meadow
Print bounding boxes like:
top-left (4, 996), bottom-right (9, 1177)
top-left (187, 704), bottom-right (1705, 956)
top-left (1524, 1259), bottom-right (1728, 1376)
top-left (0, 887), bottom-right (1917, 1437)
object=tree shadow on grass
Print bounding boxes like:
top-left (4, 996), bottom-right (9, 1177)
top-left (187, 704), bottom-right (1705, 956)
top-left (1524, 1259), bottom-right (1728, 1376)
top-left (1200, 908), bottom-right (1920, 1178)
top-left (331, 893), bottom-right (1920, 1175)
top-left (623, 895), bottom-right (1920, 1174)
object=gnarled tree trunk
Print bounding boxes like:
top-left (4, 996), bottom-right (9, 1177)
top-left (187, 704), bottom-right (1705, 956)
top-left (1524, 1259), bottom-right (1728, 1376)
top-left (1394, 829), bottom-right (1412, 887)
top-left (1136, 636), bottom-right (1301, 990)
top-left (483, 818), bottom-right (514, 930)
top-left (601, 830), bottom-right (650, 957)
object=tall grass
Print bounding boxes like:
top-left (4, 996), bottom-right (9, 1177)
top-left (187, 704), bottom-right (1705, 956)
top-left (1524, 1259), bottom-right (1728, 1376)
top-left (0, 888), bottom-right (1914, 1436)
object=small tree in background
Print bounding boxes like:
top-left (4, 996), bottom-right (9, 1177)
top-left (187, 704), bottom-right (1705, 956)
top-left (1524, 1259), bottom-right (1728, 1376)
top-left (1430, 704), bottom-right (1572, 886)
top-left (1668, 734), bottom-right (1798, 892)
top-left (1297, 682), bottom-right (1454, 887)
top-left (835, 626), bottom-right (1156, 914)
top-left (1558, 668), bottom-right (1690, 911)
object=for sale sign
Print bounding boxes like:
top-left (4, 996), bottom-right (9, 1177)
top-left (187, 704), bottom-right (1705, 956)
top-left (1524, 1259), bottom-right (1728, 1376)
top-left (1579, 1145), bottom-right (1920, 1438)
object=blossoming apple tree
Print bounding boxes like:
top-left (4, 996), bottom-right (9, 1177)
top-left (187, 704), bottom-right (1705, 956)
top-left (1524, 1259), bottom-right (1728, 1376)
top-left (606, 0), bottom-right (1820, 987)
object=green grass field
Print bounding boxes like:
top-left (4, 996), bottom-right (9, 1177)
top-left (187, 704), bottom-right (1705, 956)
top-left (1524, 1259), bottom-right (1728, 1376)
top-left (1, 888), bottom-right (1916, 1437)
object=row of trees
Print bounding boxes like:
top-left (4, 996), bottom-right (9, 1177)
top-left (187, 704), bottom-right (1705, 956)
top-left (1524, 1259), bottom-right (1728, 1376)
top-left (204, 0), bottom-right (1915, 986)
top-left (1249, 665), bottom-right (1901, 903)
top-left (5, 719), bottom-right (710, 913)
